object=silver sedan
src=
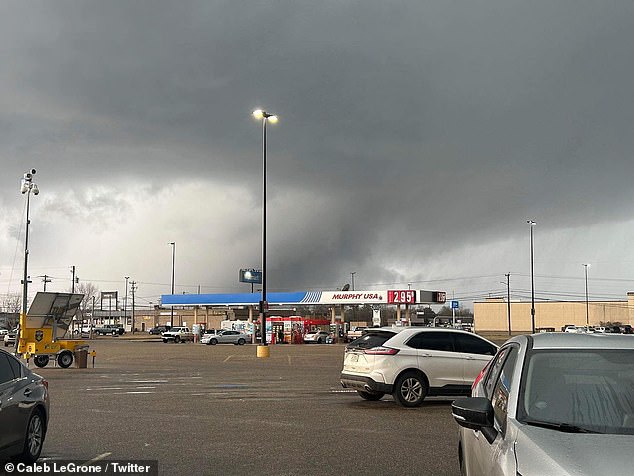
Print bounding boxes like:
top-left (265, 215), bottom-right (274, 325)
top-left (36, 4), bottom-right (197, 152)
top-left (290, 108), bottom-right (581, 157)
top-left (201, 330), bottom-right (249, 345)
top-left (452, 333), bottom-right (634, 476)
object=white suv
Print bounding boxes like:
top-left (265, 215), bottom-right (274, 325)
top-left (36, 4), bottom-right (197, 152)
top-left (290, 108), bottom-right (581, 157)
top-left (340, 327), bottom-right (498, 407)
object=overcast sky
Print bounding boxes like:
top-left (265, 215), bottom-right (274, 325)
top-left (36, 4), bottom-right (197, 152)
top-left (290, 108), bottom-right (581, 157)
top-left (2, 1), bottom-right (634, 309)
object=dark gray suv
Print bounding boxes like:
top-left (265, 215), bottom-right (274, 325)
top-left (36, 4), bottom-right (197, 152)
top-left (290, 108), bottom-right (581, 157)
top-left (0, 349), bottom-right (49, 463)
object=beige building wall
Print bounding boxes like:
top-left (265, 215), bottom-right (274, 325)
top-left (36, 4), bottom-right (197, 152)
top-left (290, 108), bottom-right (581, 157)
top-left (133, 306), bottom-right (229, 331)
top-left (474, 296), bottom-right (632, 332)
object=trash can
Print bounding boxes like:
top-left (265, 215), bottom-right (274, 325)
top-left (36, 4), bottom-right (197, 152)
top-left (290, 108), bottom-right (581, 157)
top-left (74, 349), bottom-right (88, 368)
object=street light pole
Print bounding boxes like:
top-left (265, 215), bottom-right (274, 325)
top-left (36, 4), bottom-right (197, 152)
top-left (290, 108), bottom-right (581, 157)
top-left (527, 220), bottom-right (536, 333)
top-left (169, 242), bottom-right (175, 327)
top-left (583, 264), bottom-right (590, 327)
top-left (505, 273), bottom-right (511, 336)
top-left (18, 169), bottom-right (39, 352)
top-left (252, 109), bottom-right (278, 356)
top-left (124, 276), bottom-right (130, 332)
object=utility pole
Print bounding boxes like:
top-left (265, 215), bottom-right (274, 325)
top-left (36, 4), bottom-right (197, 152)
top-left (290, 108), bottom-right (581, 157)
top-left (131, 281), bottom-right (137, 334)
top-left (527, 220), bottom-right (536, 333)
top-left (91, 296), bottom-right (95, 339)
top-left (70, 265), bottom-right (78, 293)
top-left (505, 273), bottom-right (511, 336)
top-left (124, 276), bottom-right (130, 331)
top-left (41, 275), bottom-right (52, 292)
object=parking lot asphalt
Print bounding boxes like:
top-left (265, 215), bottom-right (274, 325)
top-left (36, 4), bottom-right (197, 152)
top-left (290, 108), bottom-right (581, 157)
top-left (31, 338), bottom-right (461, 476)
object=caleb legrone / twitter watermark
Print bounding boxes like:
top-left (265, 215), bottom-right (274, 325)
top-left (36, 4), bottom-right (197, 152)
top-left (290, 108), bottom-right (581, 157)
top-left (3, 460), bottom-right (158, 476)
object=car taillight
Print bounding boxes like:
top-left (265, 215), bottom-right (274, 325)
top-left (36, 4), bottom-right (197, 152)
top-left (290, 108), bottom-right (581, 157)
top-left (363, 346), bottom-right (399, 355)
top-left (471, 364), bottom-right (489, 391)
top-left (42, 379), bottom-right (49, 392)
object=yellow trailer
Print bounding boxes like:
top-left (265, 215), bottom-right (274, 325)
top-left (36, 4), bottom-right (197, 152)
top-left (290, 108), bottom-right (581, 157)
top-left (17, 292), bottom-right (88, 368)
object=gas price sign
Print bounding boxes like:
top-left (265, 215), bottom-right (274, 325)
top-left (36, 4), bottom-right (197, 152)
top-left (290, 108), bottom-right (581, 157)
top-left (387, 290), bottom-right (416, 304)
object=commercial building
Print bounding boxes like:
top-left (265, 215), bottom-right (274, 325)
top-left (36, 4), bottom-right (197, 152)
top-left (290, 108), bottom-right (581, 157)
top-left (474, 293), bottom-right (634, 332)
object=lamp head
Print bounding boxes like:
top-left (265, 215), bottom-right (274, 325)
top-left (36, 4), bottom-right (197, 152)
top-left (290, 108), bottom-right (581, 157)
top-left (252, 109), bottom-right (264, 119)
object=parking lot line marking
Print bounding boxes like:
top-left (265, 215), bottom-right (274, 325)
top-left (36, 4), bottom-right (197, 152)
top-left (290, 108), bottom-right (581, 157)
top-left (223, 355), bottom-right (232, 362)
top-left (135, 386), bottom-right (157, 389)
top-left (127, 379), bottom-right (168, 383)
top-left (84, 453), bottom-right (111, 464)
top-left (85, 387), bottom-right (124, 391)
top-left (288, 355), bottom-right (292, 366)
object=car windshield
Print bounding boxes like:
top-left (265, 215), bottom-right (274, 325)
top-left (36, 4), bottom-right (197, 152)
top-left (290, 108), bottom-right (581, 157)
top-left (519, 349), bottom-right (634, 435)
top-left (347, 330), bottom-right (396, 350)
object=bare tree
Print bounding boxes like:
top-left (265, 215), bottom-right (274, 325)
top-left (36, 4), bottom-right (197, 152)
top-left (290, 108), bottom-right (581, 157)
top-left (0, 294), bottom-right (21, 328)
top-left (1, 293), bottom-right (21, 313)
top-left (72, 282), bottom-right (100, 313)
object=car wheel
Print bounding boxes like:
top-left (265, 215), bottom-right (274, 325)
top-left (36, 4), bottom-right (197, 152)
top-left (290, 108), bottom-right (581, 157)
top-left (210, 338), bottom-right (218, 345)
top-left (393, 371), bottom-right (428, 407)
top-left (174, 336), bottom-right (181, 343)
top-left (111, 330), bottom-right (117, 336)
top-left (33, 355), bottom-right (50, 368)
top-left (357, 390), bottom-right (384, 401)
top-left (317, 338), bottom-right (324, 344)
top-left (16, 410), bottom-right (45, 463)
top-left (162, 339), bottom-right (168, 343)
top-left (57, 351), bottom-right (74, 369)
top-left (237, 338), bottom-right (246, 345)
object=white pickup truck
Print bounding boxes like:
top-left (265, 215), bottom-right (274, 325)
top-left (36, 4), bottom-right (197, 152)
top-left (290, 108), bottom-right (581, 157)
top-left (162, 326), bottom-right (195, 343)
top-left (345, 326), bottom-right (367, 343)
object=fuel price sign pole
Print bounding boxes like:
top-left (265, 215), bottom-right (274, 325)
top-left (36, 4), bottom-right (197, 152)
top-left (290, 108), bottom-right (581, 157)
top-left (451, 300), bottom-right (460, 327)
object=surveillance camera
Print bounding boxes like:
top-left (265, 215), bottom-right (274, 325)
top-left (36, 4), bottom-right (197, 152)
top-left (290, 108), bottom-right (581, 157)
top-left (30, 169), bottom-right (36, 175)
top-left (32, 185), bottom-right (40, 195)
top-left (24, 173), bottom-right (32, 181)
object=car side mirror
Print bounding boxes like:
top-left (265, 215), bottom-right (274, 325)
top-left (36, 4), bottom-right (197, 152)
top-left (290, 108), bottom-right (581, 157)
top-left (452, 397), bottom-right (498, 444)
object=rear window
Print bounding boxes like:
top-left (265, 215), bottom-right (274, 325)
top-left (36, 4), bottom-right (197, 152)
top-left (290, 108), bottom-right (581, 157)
top-left (347, 331), bottom-right (396, 350)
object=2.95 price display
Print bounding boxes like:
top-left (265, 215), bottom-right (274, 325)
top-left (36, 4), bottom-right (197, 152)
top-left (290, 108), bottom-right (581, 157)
top-left (387, 290), bottom-right (416, 304)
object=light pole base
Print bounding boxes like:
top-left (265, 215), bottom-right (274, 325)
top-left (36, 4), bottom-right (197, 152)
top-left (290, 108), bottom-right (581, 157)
top-left (256, 345), bottom-right (270, 359)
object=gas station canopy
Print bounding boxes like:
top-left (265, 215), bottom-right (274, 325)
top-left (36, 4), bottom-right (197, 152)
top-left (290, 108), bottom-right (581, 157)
top-left (161, 289), bottom-right (447, 307)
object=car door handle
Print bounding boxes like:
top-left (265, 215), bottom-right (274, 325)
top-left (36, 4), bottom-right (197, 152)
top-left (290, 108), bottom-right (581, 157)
top-left (23, 388), bottom-right (32, 397)
top-left (420, 353), bottom-right (432, 357)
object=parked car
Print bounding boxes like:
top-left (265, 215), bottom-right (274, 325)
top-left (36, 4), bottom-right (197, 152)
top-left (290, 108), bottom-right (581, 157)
top-left (345, 326), bottom-right (367, 343)
top-left (201, 329), bottom-right (248, 345)
top-left (148, 326), bottom-right (168, 335)
top-left (3, 329), bottom-right (17, 347)
top-left (452, 333), bottom-right (634, 476)
top-left (0, 329), bottom-right (8, 336)
top-left (304, 330), bottom-right (330, 344)
top-left (93, 324), bottom-right (125, 336)
top-left (340, 327), bottom-right (498, 407)
top-left (72, 325), bottom-right (94, 335)
top-left (0, 348), bottom-right (49, 462)
top-left (162, 326), bottom-right (195, 343)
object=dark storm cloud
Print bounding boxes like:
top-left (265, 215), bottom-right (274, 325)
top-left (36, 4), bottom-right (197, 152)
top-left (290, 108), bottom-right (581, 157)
top-left (2, 1), bottom-right (634, 292)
